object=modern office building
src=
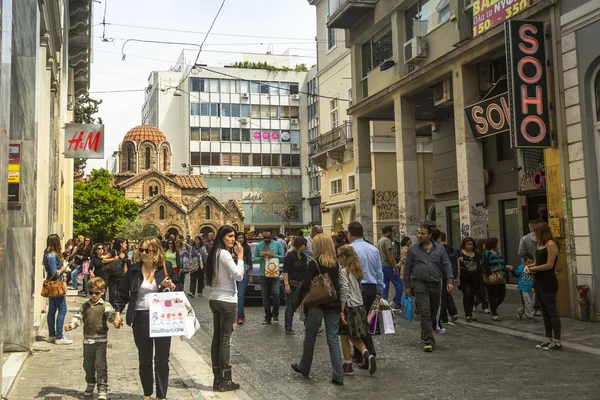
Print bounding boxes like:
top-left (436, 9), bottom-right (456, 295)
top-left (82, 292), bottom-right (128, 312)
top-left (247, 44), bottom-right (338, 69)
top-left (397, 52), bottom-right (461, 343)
top-left (142, 52), bottom-right (309, 234)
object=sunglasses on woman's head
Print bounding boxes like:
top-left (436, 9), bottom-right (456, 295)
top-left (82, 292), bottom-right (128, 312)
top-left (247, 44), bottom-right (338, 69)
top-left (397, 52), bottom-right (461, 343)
top-left (139, 248), bottom-right (153, 254)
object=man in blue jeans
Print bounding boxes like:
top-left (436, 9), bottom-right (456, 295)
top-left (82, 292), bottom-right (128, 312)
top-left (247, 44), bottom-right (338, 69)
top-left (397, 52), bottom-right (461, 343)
top-left (377, 226), bottom-right (403, 308)
top-left (253, 230), bottom-right (285, 325)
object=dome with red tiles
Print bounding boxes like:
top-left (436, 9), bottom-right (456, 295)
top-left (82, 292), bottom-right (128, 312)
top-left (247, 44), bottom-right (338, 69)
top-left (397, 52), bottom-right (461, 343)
top-left (123, 125), bottom-right (167, 143)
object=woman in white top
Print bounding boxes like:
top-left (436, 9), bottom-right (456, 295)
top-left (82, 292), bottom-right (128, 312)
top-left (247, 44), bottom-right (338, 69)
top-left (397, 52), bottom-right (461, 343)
top-left (205, 225), bottom-right (245, 392)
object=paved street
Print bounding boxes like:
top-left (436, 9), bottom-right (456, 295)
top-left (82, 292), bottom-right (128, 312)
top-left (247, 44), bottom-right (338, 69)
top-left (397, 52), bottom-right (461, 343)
top-left (8, 291), bottom-right (600, 400)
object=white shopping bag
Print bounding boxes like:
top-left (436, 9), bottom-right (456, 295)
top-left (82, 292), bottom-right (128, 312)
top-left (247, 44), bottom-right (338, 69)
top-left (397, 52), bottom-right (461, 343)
top-left (149, 292), bottom-right (199, 338)
top-left (264, 258), bottom-right (280, 278)
top-left (378, 309), bottom-right (395, 334)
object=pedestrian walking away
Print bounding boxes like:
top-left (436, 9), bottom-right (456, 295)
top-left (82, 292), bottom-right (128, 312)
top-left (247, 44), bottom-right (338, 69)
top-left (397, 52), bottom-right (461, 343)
top-left (292, 234), bottom-right (344, 385)
top-left (337, 245), bottom-right (377, 376)
top-left (189, 235), bottom-right (209, 297)
top-left (347, 221), bottom-right (384, 364)
top-left (113, 236), bottom-right (178, 400)
top-left (403, 225), bottom-right (454, 352)
top-left (481, 238), bottom-right (512, 321)
top-left (236, 232), bottom-right (254, 325)
top-left (253, 230), bottom-right (285, 324)
top-left (378, 225), bottom-right (403, 309)
top-left (303, 225), bottom-right (324, 261)
top-left (528, 222), bottom-right (562, 351)
top-left (282, 236), bottom-right (308, 334)
top-left (457, 237), bottom-right (480, 322)
top-left (65, 277), bottom-right (116, 400)
top-left (206, 225), bottom-right (245, 391)
top-left (44, 234), bottom-right (73, 345)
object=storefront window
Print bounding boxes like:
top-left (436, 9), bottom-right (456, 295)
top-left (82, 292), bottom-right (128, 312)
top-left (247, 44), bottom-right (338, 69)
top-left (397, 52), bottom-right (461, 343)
top-left (405, 0), bottom-right (451, 40)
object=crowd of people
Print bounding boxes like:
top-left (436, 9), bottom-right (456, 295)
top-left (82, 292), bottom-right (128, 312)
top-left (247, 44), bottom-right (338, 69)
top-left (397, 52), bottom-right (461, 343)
top-left (41, 218), bottom-right (561, 398)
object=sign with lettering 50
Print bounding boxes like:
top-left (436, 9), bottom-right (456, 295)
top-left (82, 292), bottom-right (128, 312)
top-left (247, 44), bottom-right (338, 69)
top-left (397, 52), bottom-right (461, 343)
top-left (472, 0), bottom-right (532, 38)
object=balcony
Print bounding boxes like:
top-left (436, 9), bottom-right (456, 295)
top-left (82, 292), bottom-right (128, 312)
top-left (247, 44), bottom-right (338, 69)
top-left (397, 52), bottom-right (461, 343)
top-left (327, 0), bottom-right (377, 29)
top-left (310, 121), bottom-right (353, 168)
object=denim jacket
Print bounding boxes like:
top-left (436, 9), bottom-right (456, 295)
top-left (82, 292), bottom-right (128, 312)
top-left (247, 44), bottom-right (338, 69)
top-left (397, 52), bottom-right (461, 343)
top-left (44, 252), bottom-right (63, 280)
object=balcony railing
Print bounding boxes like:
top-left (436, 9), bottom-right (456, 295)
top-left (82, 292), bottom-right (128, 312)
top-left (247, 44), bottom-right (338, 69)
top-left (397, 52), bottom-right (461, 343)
top-left (327, 0), bottom-right (378, 29)
top-left (309, 121), bottom-right (353, 167)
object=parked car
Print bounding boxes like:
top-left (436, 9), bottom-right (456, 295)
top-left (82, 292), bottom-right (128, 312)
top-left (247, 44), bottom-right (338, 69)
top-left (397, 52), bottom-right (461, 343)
top-left (244, 243), bottom-right (285, 303)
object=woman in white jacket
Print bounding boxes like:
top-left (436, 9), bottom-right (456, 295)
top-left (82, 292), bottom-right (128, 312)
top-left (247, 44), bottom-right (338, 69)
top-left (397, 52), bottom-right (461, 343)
top-left (205, 225), bottom-right (245, 392)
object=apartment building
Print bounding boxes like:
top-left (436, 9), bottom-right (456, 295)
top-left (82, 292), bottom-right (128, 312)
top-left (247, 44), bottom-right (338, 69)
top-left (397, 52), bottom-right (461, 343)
top-left (142, 52), bottom-right (308, 234)
top-left (329, 0), bottom-right (592, 318)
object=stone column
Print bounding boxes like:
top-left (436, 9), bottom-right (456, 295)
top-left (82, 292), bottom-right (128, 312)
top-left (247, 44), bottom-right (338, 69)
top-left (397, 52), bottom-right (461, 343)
top-left (352, 117), bottom-right (374, 242)
top-left (3, 0), bottom-right (37, 350)
top-left (394, 96), bottom-right (420, 237)
top-left (453, 65), bottom-right (486, 240)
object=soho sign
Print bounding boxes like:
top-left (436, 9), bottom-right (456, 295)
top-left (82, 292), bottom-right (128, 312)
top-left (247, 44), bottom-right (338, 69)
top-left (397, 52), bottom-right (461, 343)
top-left (465, 92), bottom-right (511, 139)
top-left (505, 19), bottom-right (551, 148)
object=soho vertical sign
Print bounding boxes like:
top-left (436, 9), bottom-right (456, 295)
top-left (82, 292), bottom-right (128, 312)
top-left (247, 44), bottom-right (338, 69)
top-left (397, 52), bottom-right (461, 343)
top-left (505, 19), bottom-right (551, 148)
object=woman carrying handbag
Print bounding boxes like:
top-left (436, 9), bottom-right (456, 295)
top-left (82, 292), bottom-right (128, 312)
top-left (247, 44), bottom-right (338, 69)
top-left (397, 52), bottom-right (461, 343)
top-left (482, 237), bottom-right (513, 321)
top-left (43, 234), bottom-right (72, 345)
top-left (291, 234), bottom-right (344, 386)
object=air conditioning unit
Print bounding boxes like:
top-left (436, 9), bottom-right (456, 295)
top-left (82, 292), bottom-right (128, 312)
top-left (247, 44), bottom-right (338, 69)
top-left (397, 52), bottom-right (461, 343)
top-left (241, 92), bottom-right (249, 99)
top-left (433, 78), bottom-right (453, 107)
top-left (291, 94), bottom-right (300, 100)
top-left (239, 118), bottom-right (248, 124)
top-left (292, 143), bottom-right (300, 150)
top-left (291, 118), bottom-right (299, 125)
top-left (404, 37), bottom-right (427, 65)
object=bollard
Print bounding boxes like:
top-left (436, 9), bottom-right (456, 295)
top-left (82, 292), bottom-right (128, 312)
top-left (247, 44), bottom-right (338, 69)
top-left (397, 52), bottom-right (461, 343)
top-left (577, 285), bottom-right (591, 322)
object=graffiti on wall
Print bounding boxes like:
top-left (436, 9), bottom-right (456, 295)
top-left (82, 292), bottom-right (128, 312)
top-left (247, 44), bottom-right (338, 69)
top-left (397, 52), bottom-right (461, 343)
top-left (376, 191), bottom-right (399, 220)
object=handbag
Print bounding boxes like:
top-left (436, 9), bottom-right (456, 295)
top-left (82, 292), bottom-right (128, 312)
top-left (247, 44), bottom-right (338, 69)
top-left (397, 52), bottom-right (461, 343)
top-left (302, 261), bottom-right (337, 308)
top-left (188, 256), bottom-right (201, 274)
top-left (41, 271), bottom-right (67, 298)
top-left (483, 268), bottom-right (505, 285)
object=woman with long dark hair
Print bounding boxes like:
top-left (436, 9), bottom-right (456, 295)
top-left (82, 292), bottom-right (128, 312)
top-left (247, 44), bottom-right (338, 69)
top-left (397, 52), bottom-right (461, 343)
top-left (282, 236), bottom-right (307, 334)
top-left (44, 234), bottom-right (72, 345)
top-left (165, 239), bottom-right (182, 279)
top-left (114, 237), bottom-right (177, 400)
top-left (481, 237), bottom-right (513, 321)
top-left (71, 236), bottom-right (93, 296)
top-left (527, 222), bottom-right (561, 350)
top-left (90, 243), bottom-right (106, 281)
top-left (458, 237), bottom-right (479, 322)
top-left (189, 236), bottom-right (208, 297)
top-left (103, 237), bottom-right (127, 306)
top-left (206, 225), bottom-right (244, 392)
top-left (474, 238), bottom-right (490, 314)
top-left (236, 232), bottom-right (254, 325)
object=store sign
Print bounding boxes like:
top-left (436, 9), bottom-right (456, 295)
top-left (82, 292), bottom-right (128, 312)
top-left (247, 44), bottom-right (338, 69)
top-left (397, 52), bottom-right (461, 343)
top-left (8, 143), bottom-right (21, 202)
top-left (465, 93), bottom-right (511, 139)
top-left (506, 19), bottom-right (551, 148)
top-left (472, 0), bottom-right (533, 38)
top-left (64, 123), bottom-right (105, 158)
top-left (252, 130), bottom-right (283, 142)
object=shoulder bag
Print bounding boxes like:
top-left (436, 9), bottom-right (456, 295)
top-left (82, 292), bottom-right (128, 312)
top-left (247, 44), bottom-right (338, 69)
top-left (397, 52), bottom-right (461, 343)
top-left (41, 270), bottom-right (67, 298)
top-left (303, 261), bottom-right (337, 308)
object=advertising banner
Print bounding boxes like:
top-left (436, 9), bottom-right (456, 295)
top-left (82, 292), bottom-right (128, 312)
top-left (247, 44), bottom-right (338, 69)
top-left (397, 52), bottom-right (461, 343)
top-left (8, 143), bottom-right (20, 202)
top-left (465, 92), bottom-right (511, 139)
top-left (64, 123), bottom-right (105, 159)
top-left (505, 19), bottom-right (551, 148)
top-left (472, 0), bottom-right (532, 38)
top-left (149, 292), bottom-right (190, 338)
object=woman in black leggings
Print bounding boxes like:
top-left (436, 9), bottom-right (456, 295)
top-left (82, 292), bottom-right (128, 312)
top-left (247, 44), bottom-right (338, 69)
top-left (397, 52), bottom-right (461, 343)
top-left (458, 237), bottom-right (480, 322)
top-left (526, 222), bottom-right (561, 351)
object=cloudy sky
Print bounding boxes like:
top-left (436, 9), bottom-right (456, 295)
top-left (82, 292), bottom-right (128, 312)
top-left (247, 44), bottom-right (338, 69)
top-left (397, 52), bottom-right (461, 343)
top-left (87, 0), bottom-right (317, 171)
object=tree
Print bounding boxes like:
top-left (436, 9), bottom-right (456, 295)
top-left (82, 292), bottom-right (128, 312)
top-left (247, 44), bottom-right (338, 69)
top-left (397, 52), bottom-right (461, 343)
top-left (73, 95), bottom-right (103, 180)
top-left (73, 168), bottom-right (139, 242)
top-left (115, 218), bottom-right (159, 241)
top-left (259, 177), bottom-right (302, 233)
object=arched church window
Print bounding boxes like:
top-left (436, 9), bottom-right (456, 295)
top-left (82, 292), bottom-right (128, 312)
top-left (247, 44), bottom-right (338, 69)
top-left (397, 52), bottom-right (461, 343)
top-left (160, 205), bottom-right (165, 220)
top-left (145, 147), bottom-right (151, 169)
top-left (163, 148), bottom-right (168, 171)
top-left (205, 205), bottom-right (211, 220)
top-left (127, 148), bottom-right (132, 171)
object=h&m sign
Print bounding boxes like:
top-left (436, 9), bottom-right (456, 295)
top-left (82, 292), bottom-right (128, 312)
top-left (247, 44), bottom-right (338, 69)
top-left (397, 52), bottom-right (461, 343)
top-left (64, 124), bottom-right (105, 159)
top-left (505, 19), bottom-right (551, 148)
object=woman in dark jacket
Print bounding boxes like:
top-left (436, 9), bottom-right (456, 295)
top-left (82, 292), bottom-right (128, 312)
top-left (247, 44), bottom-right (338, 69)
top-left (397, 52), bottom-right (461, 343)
top-left (291, 234), bottom-right (343, 386)
top-left (189, 236), bottom-right (208, 297)
top-left (103, 237), bottom-right (127, 307)
top-left (282, 236), bottom-right (307, 334)
top-left (71, 236), bottom-right (93, 294)
top-left (236, 232), bottom-right (254, 325)
top-left (114, 237), bottom-right (178, 400)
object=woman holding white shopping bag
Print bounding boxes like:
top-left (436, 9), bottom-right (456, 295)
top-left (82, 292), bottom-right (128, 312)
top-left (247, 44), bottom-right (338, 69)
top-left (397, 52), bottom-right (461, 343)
top-left (205, 225), bottom-right (245, 392)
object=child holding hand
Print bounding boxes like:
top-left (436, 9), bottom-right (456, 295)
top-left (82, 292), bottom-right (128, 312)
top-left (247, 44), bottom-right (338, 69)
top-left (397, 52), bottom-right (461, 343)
top-left (507, 255), bottom-right (536, 322)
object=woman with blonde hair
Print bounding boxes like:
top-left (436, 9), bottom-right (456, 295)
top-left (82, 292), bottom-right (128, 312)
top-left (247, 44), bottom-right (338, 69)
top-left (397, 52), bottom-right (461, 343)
top-left (114, 237), bottom-right (178, 400)
top-left (337, 245), bottom-right (376, 375)
top-left (291, 233), bottom-right (344, 385)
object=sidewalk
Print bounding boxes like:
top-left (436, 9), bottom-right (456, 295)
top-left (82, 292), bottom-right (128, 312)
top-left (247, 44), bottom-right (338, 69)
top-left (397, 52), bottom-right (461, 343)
top-left (6, 295), bottom-right (251, 400)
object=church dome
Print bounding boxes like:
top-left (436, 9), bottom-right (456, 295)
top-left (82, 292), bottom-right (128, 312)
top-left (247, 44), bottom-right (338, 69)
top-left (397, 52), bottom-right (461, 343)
top-left (123, 125), bottom-right (167, 143)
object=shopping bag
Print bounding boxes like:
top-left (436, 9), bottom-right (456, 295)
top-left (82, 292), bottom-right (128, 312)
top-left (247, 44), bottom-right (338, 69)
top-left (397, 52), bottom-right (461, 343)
top-left (401, 294), bottom-right (414, 322)
top-left (149, 292), bottom-right (194, 338)
top-left (264, 258), bottom-right (280, 277)
top-left (378, 309), bottom-right (395, 334)
top-left (367, 299), bottom-right (380, 335)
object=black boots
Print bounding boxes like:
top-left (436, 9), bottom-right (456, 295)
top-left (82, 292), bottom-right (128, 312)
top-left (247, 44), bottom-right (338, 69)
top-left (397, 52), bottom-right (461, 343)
top-left (219, 367), bottom-right (240, 392)
top-left (212, 366), bottom-right (220, 390)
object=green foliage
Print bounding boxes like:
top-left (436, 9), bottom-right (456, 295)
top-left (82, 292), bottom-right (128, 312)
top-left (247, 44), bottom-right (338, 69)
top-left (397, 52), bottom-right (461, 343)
top-left (73, 168), bottom-right (139, 242)
top-left (231, 61), bottom-right (308, 72)
top-left (115, 218), bottom-right (160, 241)
top-left (73, 95), bottom-right (103, 179)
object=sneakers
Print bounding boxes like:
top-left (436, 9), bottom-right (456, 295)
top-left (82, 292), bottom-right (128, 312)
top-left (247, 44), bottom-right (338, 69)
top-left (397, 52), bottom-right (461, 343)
top-left (97, 391), bottom-right (107, 400)
top-left (544, 343), bottom-right (563, 351)
top-left (424, 344), bottom-right (434, 352)
top-left (188, 292), bottom-right (195, 298)
top-left (516, 308), bottom-right (524, 320)
top-left (435, 328), bottom-right (447, 334)
top-left (364, 352), bottom-right (377, 375)
top-left (483, 308), bottom-right (492, 314)
top-left (472, 306), bottom-right (477, 312)
top-left (343, 362), bottom-right (354, 376)
top-left (534, 309), bottom-right (543, 316)
top-left (83, 384), bottom-right (95, 397)
top-left (491, 315), bottom-right (502, 322)
top-left (451, 315), bottom-right (459, 322)
top-left (236, 317), bottom-right (244, 325)
top-left (273, 316), bottom-right (279, 323)
top-left (55, 337), bottom-right (73, 345)
top-left (48, 336), bottom-right (56, 344)
top-left (285, 329), bottom-right (295, 335)
top-left (262, 318), bottom-right (271, 325)
top-left (536, 340), bottom-right (552, 349)
top-left (466, 316), bottom-right (473, 323)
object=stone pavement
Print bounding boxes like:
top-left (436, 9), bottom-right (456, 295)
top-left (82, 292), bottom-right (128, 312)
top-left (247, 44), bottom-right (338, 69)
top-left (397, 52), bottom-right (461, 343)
top-left (7, 295), bottom-right (249, 400)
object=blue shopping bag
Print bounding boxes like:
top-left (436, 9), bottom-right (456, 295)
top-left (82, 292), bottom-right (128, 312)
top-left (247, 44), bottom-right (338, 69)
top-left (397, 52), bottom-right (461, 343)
top-left (401, 294), bottom-right (414, 322)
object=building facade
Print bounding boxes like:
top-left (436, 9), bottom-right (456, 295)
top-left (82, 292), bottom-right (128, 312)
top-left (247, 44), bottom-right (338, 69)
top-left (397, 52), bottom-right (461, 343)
top-left (142, 55), bottom-right (308, 234)
top-left (113, 125), bottom-right (245, 237)
top-left (331, 0), bottom-right (587, 318)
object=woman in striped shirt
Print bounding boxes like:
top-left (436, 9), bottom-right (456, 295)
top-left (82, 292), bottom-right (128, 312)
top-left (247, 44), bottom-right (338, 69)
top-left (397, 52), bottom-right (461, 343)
top-left (482, 237), bottom-right (513, 321)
